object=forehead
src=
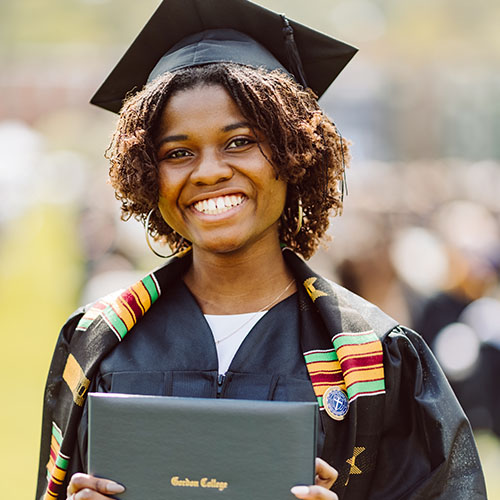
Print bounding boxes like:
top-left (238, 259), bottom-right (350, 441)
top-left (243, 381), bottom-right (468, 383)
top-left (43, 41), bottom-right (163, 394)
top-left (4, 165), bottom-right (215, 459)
top-left (158, 83), bottom-right (245, 132)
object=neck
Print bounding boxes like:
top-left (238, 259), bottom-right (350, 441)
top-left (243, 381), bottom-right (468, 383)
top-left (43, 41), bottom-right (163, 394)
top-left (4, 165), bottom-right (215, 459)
top-left (184, 238), bottom-right (296, 314)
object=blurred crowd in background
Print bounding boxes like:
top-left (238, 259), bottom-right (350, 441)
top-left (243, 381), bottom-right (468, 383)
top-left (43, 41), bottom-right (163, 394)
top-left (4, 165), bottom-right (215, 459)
top-left (1, 0), bottom-right (500, 497)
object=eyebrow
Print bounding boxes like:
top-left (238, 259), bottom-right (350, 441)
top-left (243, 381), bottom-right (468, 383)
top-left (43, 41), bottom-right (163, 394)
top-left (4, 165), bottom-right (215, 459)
top-left (156, 134), bottom-right (188, 147)
top-left (222, 121), bottom-right (251, 132)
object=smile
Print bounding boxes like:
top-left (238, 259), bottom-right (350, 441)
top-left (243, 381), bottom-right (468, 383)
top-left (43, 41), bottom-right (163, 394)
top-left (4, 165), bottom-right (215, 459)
top-left (192, 194), bottom-right (246, 215)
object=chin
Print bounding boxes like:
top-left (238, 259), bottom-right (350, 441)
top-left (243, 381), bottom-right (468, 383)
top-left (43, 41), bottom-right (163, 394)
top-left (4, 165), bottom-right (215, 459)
top-left (191, 225), bottom-right (280, 256)
top-left (198, 241), bottom-right (246, 255)
top-left (192, 233), bottom-right (256, 255)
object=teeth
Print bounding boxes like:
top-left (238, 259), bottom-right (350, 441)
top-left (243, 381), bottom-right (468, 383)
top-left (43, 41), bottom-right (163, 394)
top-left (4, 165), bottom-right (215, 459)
top-left (193, 194), bottom-right (244, 215)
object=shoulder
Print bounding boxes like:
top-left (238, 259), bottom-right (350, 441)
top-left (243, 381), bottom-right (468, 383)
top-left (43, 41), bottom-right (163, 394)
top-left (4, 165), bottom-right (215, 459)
top-left (61, 254), bottom-right (191, 342)
top-left (284, 249), bottom-right (399, 338)
top-left (324, 279), bottom-right (433, 357)
top-left (322, 277), bottom-right (400, 340)
top-left (57, 306), bottom-right (87, 345)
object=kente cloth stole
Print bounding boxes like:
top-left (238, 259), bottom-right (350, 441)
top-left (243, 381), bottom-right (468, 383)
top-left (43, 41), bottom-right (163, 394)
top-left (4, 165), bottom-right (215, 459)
top-left (282, 250), bottom-right (385, 408)
top-left (42, 276), bottom-right (161, 500)
top-left (39, 256), bottom-right (190, 500)
top-left (283, 250), bottom-right (392, 499)
top-left (304, 288), bottom-right (384, 406)
top-left (40, 249), bottom-right (387, 500)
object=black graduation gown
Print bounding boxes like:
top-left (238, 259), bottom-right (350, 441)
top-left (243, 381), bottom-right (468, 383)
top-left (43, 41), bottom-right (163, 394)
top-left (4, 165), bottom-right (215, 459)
top-left (75, 284), bottom-right (322, 466)
top-left (37, 250), bottom-right (487, 500)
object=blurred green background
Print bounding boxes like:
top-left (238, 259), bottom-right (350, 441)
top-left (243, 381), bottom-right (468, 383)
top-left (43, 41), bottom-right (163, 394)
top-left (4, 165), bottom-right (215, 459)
top-left (1, 0), bottom-right (500, 498)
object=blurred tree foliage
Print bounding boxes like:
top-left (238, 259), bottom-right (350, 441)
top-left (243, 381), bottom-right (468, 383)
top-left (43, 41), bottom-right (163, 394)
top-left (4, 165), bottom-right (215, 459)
top-left (0, 204), bottom-right (83, 499)
top-left (0, 0), bottom-right (158, 47)
top-left (1, 0), bottom-right (500, 60)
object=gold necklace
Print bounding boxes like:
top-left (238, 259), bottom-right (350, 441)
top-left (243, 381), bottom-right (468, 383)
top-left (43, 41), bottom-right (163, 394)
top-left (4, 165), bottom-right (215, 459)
top-left (214, 278), bottom-right (296, 345)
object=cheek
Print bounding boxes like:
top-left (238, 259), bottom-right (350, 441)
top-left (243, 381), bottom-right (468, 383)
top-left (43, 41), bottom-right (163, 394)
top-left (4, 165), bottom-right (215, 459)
top-left (270, 181), bottom-right (288, 214)
top-left (157, 193), bottom-right (169, 214)
top-left (157, 166), bottom-right (182, 208)
top-left (157, 194), bottom-right (173, 226)
top-left (157, 194), bottom-right (187, 237)
top-left (157, 166), bottom-right (171, 196)
top-left (156, 170), bottom-right (181, 228)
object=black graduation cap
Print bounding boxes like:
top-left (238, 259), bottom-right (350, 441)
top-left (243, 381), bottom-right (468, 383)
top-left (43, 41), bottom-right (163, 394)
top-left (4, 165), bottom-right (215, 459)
top-left (90, 0), bottom-right (358, 113)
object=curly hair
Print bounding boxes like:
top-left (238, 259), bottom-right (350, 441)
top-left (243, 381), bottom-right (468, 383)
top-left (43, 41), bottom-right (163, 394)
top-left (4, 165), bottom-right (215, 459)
top-left (106, 63), bottom-right (349, 259)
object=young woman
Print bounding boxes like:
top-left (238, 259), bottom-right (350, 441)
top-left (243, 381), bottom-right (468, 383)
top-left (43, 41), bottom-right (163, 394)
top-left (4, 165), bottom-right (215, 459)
top-left (36, 2), bottom-right (486, 499)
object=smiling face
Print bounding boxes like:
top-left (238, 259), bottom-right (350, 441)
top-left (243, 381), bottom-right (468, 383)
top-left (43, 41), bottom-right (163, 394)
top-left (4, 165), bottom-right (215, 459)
top-left (155, 84), bottom-right (287, 256)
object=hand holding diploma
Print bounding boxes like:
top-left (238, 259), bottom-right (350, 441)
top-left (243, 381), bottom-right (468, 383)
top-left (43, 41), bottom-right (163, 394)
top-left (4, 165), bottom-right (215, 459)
top-left (291, 458), bottom-right (339, 500)
top-left (66, 473), bottom-right (125, 499)
top-left (66, 457), bottom-right (338, 500)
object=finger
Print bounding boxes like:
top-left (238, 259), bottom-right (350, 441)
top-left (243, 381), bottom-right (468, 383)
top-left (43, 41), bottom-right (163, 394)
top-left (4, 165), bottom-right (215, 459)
top-left (290, 485), bottom-right (339, 500)
top-left (314, 458), bottom-right (338, 489)
top-left (67, 473), bottom-right (125, 496)
top-left (69, 488), bottom-right (113, 500)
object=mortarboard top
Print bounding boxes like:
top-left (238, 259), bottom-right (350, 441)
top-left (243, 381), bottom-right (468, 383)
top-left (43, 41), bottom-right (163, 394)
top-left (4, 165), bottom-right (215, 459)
top-left (90, 0), bottom-right (358, 114)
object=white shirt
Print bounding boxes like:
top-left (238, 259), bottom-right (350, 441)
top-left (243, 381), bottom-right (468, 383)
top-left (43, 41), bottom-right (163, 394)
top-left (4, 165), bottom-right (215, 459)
top-left (204, 311), bottom-right (268, 375)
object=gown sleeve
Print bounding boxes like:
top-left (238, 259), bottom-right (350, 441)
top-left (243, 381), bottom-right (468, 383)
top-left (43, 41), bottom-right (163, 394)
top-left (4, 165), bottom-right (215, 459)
top-left (368, 326), bottom-right (486, 499)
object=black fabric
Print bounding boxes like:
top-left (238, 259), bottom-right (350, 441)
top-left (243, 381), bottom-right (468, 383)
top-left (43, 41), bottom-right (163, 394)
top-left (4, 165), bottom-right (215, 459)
top-left (369, 327), bottom-right (484, 499)
top-left (37, 250), bottom-right (487, 500)
top-left (283, 252), bottom-right (486, 499)
top-left (36, 254), bottom-right (191, 500)
top-left (90, 0), bottom-right (357, 113)
top-left (148, 29), bottom-right (290, 83)
top-left (76, 285), bottom-right (319, 468)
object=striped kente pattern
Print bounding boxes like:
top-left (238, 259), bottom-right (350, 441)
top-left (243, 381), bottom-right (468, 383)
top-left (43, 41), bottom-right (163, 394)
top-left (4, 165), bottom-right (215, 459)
top-left (304, 331), bottom-right (385, 408)
top-left (303, 348), bottom-right (345, 410)
top-left (76, 274), bottom-right (161, 341)
top-left (44, 423), bottom-right (69, 500)
top-left (332, 330), bottom-right (385, 402)
top-left (43, 274), bottom-right (162, 499)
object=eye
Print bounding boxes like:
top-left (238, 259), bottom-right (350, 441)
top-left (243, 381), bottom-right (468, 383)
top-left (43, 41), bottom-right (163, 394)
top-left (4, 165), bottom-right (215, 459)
top-left (161, 149), bottom-right (193, 160)
top-left (227, 137), bottom-right (255, 149)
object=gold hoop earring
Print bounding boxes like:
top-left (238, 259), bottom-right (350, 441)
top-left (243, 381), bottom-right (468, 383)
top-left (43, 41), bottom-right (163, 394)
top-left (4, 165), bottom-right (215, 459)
top-left (144, 209), bottom-right (191, 258)
top-left (293, 198), bottom-right (303, 236)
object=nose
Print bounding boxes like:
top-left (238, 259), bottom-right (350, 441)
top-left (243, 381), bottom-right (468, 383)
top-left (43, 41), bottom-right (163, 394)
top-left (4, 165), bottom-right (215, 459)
top-left (190, 150), bottom-right (233, 186)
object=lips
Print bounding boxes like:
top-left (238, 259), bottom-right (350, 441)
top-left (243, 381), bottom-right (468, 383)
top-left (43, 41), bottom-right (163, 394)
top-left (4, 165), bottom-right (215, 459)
top-left (192, 194), bottom-right (246, 215)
